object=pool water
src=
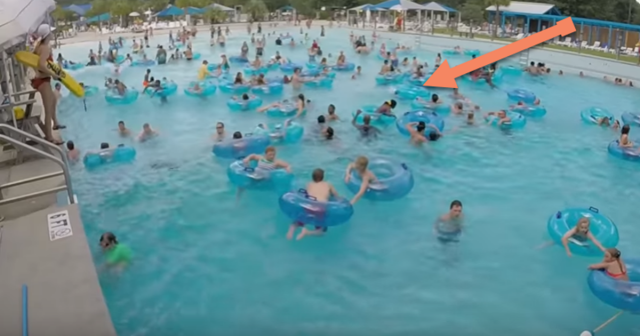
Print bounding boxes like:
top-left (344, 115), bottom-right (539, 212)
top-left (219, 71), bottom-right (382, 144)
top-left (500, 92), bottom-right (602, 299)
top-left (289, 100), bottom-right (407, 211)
top-left (57, 27), bottom-right (640, 335)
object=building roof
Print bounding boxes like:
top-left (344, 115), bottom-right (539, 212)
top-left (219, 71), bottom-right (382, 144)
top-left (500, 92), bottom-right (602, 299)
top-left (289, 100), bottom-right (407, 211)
top-left (499, 12), bottom-right (640, 32)
top-left (422, 2), bottom-right (456, 12)
top-left (485, 1), bottom-right (560, 15)
top-left (372, 0), bottom-right (427, 11)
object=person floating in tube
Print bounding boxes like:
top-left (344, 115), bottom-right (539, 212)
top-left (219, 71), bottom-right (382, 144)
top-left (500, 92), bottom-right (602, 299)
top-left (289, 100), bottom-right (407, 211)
top-left (560, 217), bottom-right (606, 257)
top-left (287, 169), bottom-right (340, 241)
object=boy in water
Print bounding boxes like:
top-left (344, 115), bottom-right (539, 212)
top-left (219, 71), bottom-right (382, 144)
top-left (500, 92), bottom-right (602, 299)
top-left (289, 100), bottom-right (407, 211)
top-left (344, 156), bottom-right (378, 205)
top-left (287, 168), bottom-right (340, 241)
top-left (433, 200), bottom-right (464, 243)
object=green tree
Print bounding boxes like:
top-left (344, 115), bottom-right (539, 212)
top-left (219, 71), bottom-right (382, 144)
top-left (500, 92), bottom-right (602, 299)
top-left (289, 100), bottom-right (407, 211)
top-left (52, 5), bottom-right (77, 23)
top-left (142, 0), bottom-right (171, 12)
top-left (244, 0), bottom-right (268, 21)
top-left (175, 0), bottom-right (209, 8)
top-left (485, 0), bottom-right (510, 37)
top-left (204, 7), bottom-right (228, 23)
top-left (460, 0), bottom-right (485, 25)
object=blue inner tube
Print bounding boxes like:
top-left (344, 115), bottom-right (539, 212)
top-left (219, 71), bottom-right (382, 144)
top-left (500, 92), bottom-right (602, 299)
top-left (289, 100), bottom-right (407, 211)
top-left (105, 89), bottom-right (139, 105)
top-left (506, 89), bottom-right (536, 104)
top-left (394, 85), bottom-right (430, 100)
top-left (280, 63), bottom-right (303, 73)
top-left (254, 122), bottom-right (304, 143)
top-left (212, 133), bottom-right (271, 159)
top-left (547, 207), bottom-right (619, 256)
top-left (344, 158), bottom-right (414, 201)
top-left (184, 81), bottom-right (217, 97)
top-left (581, 107), bottom-right (614, 124)
top-left (376, 73), bottom-right (404, 85)
top-left (410, 100), bottom-right (450, 114)
top-left (621, 112), bottom-right (640, 126)
top-left (486, 111), bottom-right (526, 129)
top-left (352, 105), bottom-right (396, 126)
top-left (251, 82), bottom-right (284, 95)
top-left (588, 258), bottom-right (640, 312)
top-left (226, 96), bottom-right (263, 111)
top-left (278, 188), bottom-right (354, 227)
top-left (511, 105), bottom-right (547, 118)
top-left (608, 140), bottom-right (640, 161)
top-left (132, 59), bottom-right (156, 67)
top-left (83, 146), bottom-right (136, 169)
top-left (146, 82), bottom-right (177, 98)
top-left (83, 86), bottom-right (99, 97)
top-left (396, 110), bottom-right (445, 137)
top-left (226, 160), bottom-right (293, 191)
top-left (219, 81), bottom-right (251, 94)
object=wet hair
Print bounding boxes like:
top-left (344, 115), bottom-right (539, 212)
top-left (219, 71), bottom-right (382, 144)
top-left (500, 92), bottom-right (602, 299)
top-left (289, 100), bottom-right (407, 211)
top-left (328, 104), bottom-right (335, 112)
top-left (99, 232), bottom-right (118, 246)
top-left (265, 146), bottom-right (276, 154)
top-left (416, 121), bottom-right (426, 132)
top-left (387, 99), bottom-right (397, 108)
top-left (242, 93), bottom-right (249, 100)
top-left (232, 131), bottom-right (243, 139)
top-left (312, 168), bottom-right (324, 182)
top-left (118, 120), bottom-right (125, 125)
top-left (66, 141), bottom-right (75, 150)
top-left (297, 93), bottom-right (305, 101)
top-left (100, 142), bottom-right (109, 149)
top-left (530, 61), bottom-right (535, 66)
top-left (450, 200), bottom-right (462, 209)
top-left (428, 132), bottom-right (440, 141)
top-left (326, 127), bottom-right (334, 139)
top-left (431, 94), bottom-right (439, 103)
top-left (317, 115), bottom-right (326, 124)
top-left (622, 124), bottom-right (631, 135)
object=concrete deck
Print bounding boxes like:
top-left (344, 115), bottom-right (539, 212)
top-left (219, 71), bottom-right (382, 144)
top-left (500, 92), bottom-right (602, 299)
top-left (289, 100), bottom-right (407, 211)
top-left (0, 204), bottom-right (116, 336)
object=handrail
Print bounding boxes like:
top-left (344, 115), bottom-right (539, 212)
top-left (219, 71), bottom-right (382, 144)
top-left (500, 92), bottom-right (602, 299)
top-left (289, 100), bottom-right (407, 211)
top-left (0, 128), bottom-right (74, 204)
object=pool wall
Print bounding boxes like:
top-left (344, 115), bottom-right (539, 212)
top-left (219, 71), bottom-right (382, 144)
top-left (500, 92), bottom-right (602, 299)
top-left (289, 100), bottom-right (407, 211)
top-left (371, 29), bottom-right (640, 82)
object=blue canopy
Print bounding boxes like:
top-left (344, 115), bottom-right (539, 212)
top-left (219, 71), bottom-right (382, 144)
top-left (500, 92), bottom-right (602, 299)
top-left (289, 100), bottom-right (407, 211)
top-left (279, 5), bottom-right (295, 11)
top-left (86, 13), bottom-right (110, 23)
top-left (156, 5), bottom-right (184, 17)
top-left (63, 4), bottom-right (92, 16)
top-left (185, 7), bottom-right (205, 15)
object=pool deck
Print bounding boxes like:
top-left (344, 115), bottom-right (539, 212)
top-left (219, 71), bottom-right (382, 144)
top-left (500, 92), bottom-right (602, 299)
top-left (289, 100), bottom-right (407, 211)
top-left (0, 204), bottom-right (116, 336)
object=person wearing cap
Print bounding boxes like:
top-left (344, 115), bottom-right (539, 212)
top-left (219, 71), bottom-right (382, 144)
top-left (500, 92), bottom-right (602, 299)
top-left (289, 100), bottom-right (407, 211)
top-left (31, 24), bottom-right (65, 145)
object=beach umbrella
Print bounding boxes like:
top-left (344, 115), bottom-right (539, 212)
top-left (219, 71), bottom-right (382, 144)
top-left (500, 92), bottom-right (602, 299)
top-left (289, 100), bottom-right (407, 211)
top-left (129, 12), bottom-right (140, 17)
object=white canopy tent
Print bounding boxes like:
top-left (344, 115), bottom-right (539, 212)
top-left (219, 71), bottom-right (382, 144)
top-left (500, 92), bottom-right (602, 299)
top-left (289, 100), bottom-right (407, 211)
top-left (422, 2), bottom-right (457, 24)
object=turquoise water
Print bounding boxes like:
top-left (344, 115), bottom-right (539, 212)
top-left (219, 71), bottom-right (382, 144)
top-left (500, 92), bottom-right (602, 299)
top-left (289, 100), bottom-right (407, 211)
top-left (57, 27), bottom-right (640, 335)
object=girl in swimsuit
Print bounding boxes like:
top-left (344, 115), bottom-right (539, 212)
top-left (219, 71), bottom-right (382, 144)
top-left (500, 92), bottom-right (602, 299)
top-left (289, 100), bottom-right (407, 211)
top-left (589, 248), bottom-right (629, 281)
top-left (561, 217), bottom-right (606, 257)
top-left (236, 146), bottom-right (291, 201)
top-left (619, 124), bottom-right (634, 148)
top-left (32, 24), bottom-right (65, 145)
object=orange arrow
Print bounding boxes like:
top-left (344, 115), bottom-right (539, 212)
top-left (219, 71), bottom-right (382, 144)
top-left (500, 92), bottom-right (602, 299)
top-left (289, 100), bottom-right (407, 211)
top-left (424, 17), bottom-right (576, 88)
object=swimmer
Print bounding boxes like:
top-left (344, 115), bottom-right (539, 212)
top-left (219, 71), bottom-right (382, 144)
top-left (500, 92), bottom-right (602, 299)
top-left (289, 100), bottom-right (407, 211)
top-left (560, 217), bottom-right (606, 257)
top-left (451, 101), bottom-right (464, 115)
top-left (137, 123), bottom-right (159, 142)
top-left (326, 104), bottom-right (339, 121)
top-left (99, 232), bottom-right (132, 271)
top-left (198, 60), bottom-right (210, 80)
top-left (117, 121), bottom-right (131, 137)
top-left (597, 117), bottom-right (620, 130)
top-left (619, 124), bottom-right (634, 148)
top-left (53, 83), bottom-right (62, 105)
top-left (237, 146), bottom-right (292, 201)
top-left (451, 88), bottom-right (465, 100)
top-left (66, 141), bottom-right (80, 162)
top-left (352, 110), bottom-right (381, 138)
top-left (344, 156), bottom-right (378, 205)
top-left (406, 121), bottom-right (444, 145)
top-left (287, 168), bottom-right (340, 241)
top-left (375, 99), bottom-right (397, 117)
top-left (433, 200), bottom-right (464, 243)
top-left (484, 110), bottom-right (511, 126)
top-left (213, 122), bottom-right (226, 142)
top-left (351, 66), bottom-right (362, 80)
top-left (588, 248), bottom-right (630, 281)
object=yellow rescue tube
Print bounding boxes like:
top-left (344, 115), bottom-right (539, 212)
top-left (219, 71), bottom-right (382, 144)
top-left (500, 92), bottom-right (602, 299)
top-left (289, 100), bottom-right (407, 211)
top-left (14, 51), bottom-right (85, 98)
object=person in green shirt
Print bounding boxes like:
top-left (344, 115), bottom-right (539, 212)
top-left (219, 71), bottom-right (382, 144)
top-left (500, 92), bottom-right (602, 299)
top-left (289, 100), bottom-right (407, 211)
top-left (100, 232), bottom-right (132, 269)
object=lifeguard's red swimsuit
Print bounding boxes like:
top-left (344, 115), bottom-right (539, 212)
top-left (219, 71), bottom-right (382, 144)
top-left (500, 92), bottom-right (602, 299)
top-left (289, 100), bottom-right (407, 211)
top-left (31, 53), bottom-right (54, 89)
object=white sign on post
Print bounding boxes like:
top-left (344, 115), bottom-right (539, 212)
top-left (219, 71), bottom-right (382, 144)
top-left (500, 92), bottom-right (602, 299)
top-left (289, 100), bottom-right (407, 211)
top-left (47, 210), bottom-right (73, 241)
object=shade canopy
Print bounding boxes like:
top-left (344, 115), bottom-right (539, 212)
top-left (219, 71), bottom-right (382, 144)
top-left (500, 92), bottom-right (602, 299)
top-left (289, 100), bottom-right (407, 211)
top-left (372, 0), bottom-right (426, 10)
top-left (129, 12), bottom-right (140, 17)
top-left (0, 0), bottom-right (56, 48)
top-left (156, 5), bottom-right (204, 17)
top-left (422, 2), bottom-right (456, 12)
top-left (206, 3), bottom-right (235, 12)
top-left (279, 5), bottom-right (295, 11)
top-left (86, 13), bottom-right (110, 23)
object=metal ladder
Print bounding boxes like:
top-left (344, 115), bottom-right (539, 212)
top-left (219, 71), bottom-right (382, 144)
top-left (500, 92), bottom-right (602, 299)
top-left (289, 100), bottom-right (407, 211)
top-left (414, 36), bottom-right (422, 50)
top-left (0, 124), bottom-right (75, 206)
top-left (518, 49), bottom-right (530, 67)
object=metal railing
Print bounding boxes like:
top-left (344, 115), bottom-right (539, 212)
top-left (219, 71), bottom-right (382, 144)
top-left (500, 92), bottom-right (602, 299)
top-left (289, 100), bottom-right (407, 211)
top-left (0, 124), bottom-right (74, 206)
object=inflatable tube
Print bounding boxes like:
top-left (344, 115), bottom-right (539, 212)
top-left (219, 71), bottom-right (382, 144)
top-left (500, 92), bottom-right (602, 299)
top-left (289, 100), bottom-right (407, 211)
top-left (229, 56), bottom-right (249, 64)
top-left (83, 85), bottom-right (99, 97)
top-left (243, 64), bottom-right (270, 76)
top-left (186, 52), bottom-right (201, 60)
top-left (442, 49), bottom-right (462, 56)
top-left (394, 85), bottom-right (430, 100)
top-left (111, 55), bottom-right (125, 64)
top-left (265, 102), bottom-right (304, 118)
top-left (301, 69), bottom-right (336, 78)
top-left (266, 62), bottom-right (280, 70)
top-left (14, 51), bottom-right (84, 98)
top-left (486, 111), bottom-right (526, 129)
top-left (547, 207), bottom-right (619, 256)
top-left (226, 160), bottom-right (293, 190)
top-left (105, 89), bottom-right (139, 105)
top-left (184, 81), bottom-right (217, 97)
top-left (207, 63), bottom-right (231, 73)
top-left (500, 65), bottom-right (522, 76)
top-left (512, 105), bottom-right (547, 118)
top-left (333, 63), bottom-right (355, 71)
top-left (157, 56), bottom-right (167, 65)
top-left (352, 105), bottom-right (396, 126)
top-left (131, 59), bottom-right (156, 67)
top-left (345, 159), bottom-right (414, 201)
top-left (608, 140), bottom-right (640, 161)
top-left (63, 62), bottom-right (84, 70)
top-left (464, 49), bottom-right (481, 57)
top-left (581, 107), bottom-right (614, 125)
top-left (396, 110), bottom-right (445, 137)
top-left (254, 122), bottom-right (304, 143)
top-left (305, 61), bottom-right (320, 69)
top-left (588, 258), bottom-right (640, 312)
top-left (303, 77), bottom-right (333, 88)
top-left (219, 81), bottom-right (251, 94)
top-left (377, 51), bottom-right (390, 60)
top-left (621, 112), bottom-right (640, 127)
top-left (212, 133), bottom-right (271, 159)
top-left (226, 96), bottom-right (263, 111)
top-left (278, 35), bottom-right (293, 41)
top-left (406, 76), bottom-right (429, 86)
top-left (410, 99), bottom-right (451, 114)
top-left (375, 73), bottom-right (405, 85)
top-left (279, 188), bottom-right (354, 227)
top-left (506, 89), bottom-right (536, 104)
top-left (83, 146), bottom-right (136, 169)
top-left (280, 62), bottom-right (303, 73)
top-left (251, 82), bottom-right (284, 95)
top-left (146, 81), bottom-right (177, 98)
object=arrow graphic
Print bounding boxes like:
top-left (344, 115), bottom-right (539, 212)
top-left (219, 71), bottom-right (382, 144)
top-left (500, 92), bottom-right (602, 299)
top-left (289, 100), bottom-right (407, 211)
top-left (423, 17), bottom-right (576, 88)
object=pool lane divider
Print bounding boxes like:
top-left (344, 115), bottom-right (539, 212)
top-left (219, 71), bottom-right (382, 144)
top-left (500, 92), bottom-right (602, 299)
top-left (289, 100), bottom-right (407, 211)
top-left (424, 17), bottom-right (577, 89)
